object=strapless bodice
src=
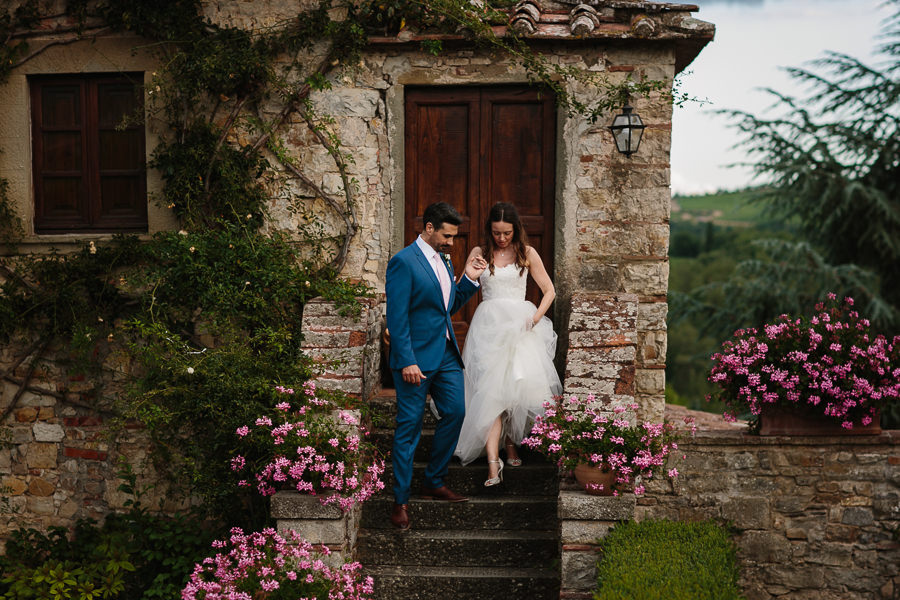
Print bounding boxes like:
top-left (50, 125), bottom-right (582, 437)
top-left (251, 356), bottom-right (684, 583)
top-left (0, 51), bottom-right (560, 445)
top-left (479, 263), bottom-right (528, 301)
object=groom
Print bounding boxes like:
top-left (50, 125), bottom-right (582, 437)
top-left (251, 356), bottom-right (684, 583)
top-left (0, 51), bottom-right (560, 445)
top-left (385, 201), bottom-right (487, 530)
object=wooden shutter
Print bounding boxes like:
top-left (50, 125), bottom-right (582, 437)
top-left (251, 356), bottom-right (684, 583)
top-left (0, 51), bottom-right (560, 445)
top-left (94, 80), bottom-right (147, 230)
top-left (31, 74), bottom-right (147, 233)
top-left (32, 79), bottom-right (90, 231)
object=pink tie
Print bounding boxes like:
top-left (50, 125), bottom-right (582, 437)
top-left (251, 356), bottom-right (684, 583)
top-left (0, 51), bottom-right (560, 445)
top-left (433, 252), bottom-right (451, 309)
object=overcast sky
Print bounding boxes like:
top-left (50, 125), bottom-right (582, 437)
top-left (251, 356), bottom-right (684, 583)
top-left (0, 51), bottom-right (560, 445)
top-left (670, 0), bottom-right (893, 195)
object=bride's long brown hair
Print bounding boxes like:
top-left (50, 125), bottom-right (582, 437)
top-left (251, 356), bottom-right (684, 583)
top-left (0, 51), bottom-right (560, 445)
top-left (483, 202), bottom-right (529, 276)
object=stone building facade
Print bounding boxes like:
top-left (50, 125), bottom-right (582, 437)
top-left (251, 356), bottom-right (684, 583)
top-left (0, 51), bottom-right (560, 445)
top-left (0, 0), bottom-right (715, 547)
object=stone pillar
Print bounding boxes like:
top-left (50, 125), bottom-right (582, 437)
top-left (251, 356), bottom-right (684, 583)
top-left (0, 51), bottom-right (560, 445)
top-left (563, 293), bottom-right (638, 403)
top-left (562, 292), bottom-right (666, 421)
top-left (271, 492), bottom-right (361, 566)
top-left (635, 299), bottom-right (667, 423)
top-left (559, 491), bottom-right (636, 599)
top-left (300, 295), bottom-right (383, 400)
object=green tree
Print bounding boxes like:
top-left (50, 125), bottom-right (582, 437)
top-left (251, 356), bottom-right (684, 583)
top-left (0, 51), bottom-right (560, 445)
top-left (678, 0), bottom-right (900, 335)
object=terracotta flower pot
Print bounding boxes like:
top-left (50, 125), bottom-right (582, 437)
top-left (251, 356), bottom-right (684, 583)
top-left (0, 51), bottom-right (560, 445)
top-left (759, 406), bottom-right (882, 436)
top-left (573, 463), bottom-right (618, 496)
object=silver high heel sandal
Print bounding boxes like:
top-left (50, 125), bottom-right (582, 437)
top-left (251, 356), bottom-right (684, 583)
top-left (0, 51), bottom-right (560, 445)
top-left (504, 441), bottom-right (523, 467)
top-left (484, 459), bottom-right (504, 487)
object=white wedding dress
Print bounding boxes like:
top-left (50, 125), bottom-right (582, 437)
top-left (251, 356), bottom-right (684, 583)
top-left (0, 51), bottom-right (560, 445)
top-left (454, 264), bottom-right (563, 466)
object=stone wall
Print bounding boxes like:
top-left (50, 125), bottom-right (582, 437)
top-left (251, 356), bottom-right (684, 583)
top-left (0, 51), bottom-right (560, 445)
top-left (0, 296), bottom-right (382, 551)
top-left (0, 340), bottom-right (171, 552)
top-left (560, 431), bottom-right (900, 600)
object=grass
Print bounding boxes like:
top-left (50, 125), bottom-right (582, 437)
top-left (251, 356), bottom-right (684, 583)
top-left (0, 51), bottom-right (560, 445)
top-left (594, 519), bottom-right (744, 600)
top-left (673, 189), bottom-right (765, 226)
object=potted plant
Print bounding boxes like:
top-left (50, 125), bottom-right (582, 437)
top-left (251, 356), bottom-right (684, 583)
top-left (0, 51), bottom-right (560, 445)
top-left (232, 382), bottom-right (386, 511)
top-left (707, 294), bottom-right (899, 435)
top-left (522, 395), bottom-right (686, 496)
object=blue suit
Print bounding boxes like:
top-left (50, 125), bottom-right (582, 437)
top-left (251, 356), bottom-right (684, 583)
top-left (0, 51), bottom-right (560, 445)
top-left (385, 240), bottom-right (478, 504)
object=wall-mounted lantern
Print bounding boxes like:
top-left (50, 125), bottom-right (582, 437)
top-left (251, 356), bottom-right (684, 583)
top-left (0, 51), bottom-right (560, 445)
top-left (608, 103), bottom-right (645, 157)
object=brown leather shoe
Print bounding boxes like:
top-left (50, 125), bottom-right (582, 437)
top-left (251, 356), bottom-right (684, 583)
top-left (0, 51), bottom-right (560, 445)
top-left (390, 503), bottom-right (410, 530)
top-left (420, 485), bottom-right (469, 502)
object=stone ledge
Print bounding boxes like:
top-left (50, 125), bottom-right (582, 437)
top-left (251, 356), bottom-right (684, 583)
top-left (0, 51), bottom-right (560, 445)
top-left (302, 296), bottom-right (380, 318)
top-left (271, 491), bottom-right (343, 519)
top-left (561, 520), bottom-right (614, 544)
top-left (568, 292), bottom-right (639, 316)
top-left (681, 430), bottom-right (900, 447)
top-left (559, 490), bottom-right (636, 521)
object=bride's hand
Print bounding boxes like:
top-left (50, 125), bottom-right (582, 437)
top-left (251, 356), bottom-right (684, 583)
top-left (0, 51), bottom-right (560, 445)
top-left (524, 317), bottom-right (535, 331)
top-left (465, 254), bottom-right (487, 280)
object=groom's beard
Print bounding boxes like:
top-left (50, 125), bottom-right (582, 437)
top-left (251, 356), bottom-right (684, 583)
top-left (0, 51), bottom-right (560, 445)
top-left (437, 243), bottom-right (451, 253)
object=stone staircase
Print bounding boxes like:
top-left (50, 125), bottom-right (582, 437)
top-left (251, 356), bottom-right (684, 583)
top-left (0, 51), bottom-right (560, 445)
top-left (358, 390), bottom-right (561, 600)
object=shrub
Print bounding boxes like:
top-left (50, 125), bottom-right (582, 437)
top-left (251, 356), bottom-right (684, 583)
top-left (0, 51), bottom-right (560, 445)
top-left (0, 516), bottom-right (212, 600)
top-left (0, 525), bottom-right (133, 600)
top-left (182, 527), bottom-right (374, 600)
top-left (707, 294), bottom-right (900, 429)
top-left (117, 226), bottom-right (370, 520)
top-left (594, 520), bottom-right (744, 600)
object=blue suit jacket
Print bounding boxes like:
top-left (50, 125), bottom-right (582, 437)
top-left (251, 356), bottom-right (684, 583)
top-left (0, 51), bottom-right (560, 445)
top-left (385, 242), bottom-right (478, 372)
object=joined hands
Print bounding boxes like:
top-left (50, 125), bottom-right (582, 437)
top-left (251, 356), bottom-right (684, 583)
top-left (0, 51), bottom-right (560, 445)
top-left (465, 254), bottom-right (488, 281)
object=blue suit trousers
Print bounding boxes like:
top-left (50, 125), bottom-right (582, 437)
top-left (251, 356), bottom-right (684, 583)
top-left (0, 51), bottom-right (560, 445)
top-left (391, 339), bottom-right (466, 504)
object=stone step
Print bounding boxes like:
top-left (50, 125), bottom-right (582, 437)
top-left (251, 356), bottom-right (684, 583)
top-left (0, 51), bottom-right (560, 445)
top-left (371, 426), bottom-right (545, 465)
top-left (357, 529), bottom-right (559, 568)
top-left (381, 460), bottom-right (560, 497)
top-left (368, 391), bottom-right (440, 429)
top-left (360, 495), bottom-right (558, 531)
top-left (364, 565), bottom-right (559, 600)
top-left (363, 388), bottom-right (561, 600)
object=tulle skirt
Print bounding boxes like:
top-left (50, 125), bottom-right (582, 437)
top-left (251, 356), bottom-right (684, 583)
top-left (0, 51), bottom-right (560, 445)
top-left (454, 298), bottom-right (562, 465)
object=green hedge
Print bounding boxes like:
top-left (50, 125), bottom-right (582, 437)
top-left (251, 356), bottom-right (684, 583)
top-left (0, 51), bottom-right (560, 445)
top-left (594, 519), bottom-right (744, 600)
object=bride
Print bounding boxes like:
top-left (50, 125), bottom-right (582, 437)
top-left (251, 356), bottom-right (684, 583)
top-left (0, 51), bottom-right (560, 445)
top-left (454, 202), bottom-right (562, 486)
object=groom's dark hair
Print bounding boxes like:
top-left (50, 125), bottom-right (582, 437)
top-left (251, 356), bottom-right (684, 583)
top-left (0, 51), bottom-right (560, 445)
top-left (423, 202), bottom-right (462, 230)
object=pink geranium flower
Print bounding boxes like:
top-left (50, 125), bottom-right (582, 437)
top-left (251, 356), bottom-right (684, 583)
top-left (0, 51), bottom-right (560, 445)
top-left (707, 295), bottom-right (898, 430)
top-left (232, 383), bottom-right (385, 512)
top-left (522, 396), bottom-right (688, 496)
top-left (183, 527), bottom-right (374, 600)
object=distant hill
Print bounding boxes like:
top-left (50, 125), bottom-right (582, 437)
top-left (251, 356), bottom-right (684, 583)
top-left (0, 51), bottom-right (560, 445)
top-left (671, 189), bottom-right (765, 227)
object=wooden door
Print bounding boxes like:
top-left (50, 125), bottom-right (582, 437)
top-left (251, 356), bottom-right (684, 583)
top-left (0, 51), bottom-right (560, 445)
top-left (404, 85), bottom-right (556, 348)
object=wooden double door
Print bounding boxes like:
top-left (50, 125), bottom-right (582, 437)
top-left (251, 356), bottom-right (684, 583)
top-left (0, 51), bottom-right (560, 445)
top-left (404, 85), bottom-right (557, 347)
